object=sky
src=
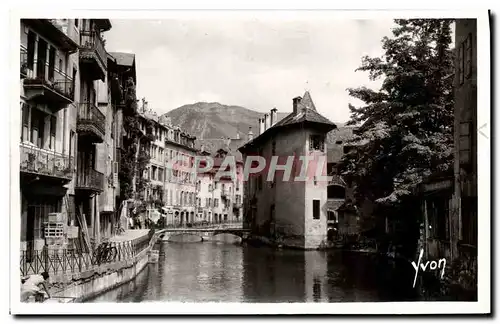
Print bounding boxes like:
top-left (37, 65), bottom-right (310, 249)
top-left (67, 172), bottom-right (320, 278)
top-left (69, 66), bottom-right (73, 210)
top-left (105, 17), bottom-right (396, 123)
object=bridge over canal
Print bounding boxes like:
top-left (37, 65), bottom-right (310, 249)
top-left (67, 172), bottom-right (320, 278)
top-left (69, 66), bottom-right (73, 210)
top-left (154, 227), bottom-right (251, 243)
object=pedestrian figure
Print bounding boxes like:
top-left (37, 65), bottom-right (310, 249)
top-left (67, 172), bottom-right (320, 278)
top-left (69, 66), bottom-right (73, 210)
top-left (21, 271), bottom-right (51, 302)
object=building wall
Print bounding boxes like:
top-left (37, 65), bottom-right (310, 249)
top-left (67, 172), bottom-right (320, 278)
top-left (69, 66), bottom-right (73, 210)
top-left (303, 129), bottom-right (328, 248)
top-left (19, 20), bottom-right (80, 250)
top-left (452, 19), bottom-right (477, 262)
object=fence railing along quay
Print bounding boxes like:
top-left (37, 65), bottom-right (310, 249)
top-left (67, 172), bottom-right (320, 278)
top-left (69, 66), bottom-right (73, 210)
top-left (20, 232), bottom-right (154, 277)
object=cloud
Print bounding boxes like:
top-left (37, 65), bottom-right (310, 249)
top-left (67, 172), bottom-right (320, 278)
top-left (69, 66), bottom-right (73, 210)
top-left (105, 17), bottom-right (395, 123)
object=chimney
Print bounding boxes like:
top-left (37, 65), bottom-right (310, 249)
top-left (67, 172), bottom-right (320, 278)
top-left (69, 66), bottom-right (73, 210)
top-left (258, 118), bottom-right (264, 135)
top-left (236, 133), bottom-right (240, 140)
top-left (248, 127), bottom-right (254, 141)
top-left (226, 137), bottom-right (231, 146)
top-left (270, 107), bottom-right (278, 127)
top-left (293, 96), bottom-right (302, 114)
top-left (200, 144), bottom-right (205, 152)
top-left (264, 114), bottom-right (270, 131)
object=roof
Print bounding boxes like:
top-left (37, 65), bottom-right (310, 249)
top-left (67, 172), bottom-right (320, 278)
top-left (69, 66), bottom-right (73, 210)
top-left (195, 138), bottom-right (244, 163)
top-left (327, 199), bottom-right (345, 212)
top-left (109, 52), bottom-right (136, 67)
top-left (239, 91), bottom-right (336, 153)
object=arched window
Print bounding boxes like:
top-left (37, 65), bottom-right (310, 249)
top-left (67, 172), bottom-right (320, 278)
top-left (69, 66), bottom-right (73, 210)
top-left (328, 185), bottom-right (346, 199)
top-left (180, 191), bottom-right (184, 205)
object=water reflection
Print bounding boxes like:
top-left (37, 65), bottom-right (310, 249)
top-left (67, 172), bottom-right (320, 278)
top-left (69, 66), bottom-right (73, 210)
top-left (89, 242), bottom-right (419, 303)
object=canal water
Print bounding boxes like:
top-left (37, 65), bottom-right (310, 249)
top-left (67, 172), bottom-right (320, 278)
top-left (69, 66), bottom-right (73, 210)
top-left (89, 241), bottom-right (421, 303)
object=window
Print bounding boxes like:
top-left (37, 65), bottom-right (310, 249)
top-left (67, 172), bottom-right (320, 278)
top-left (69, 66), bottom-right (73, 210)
top-left (69, 130), bottom-right (75, 166)
top-left (214, 199), bottom-right (219, 207)
top-left (208, 198), bottom-right (212, 207)
top-left (461, 196), bottom-right (477, 246)
top-left (343, 146), bottom-right (353, 154)
top-left (49, 115), bottom-right (56, 150)
top-left (75, 19), bottom-right (79, 28)
top-left (458, 42), bottom-right (464, 85)
top-left (30, 108), bottom-right (45, 147)
top-left (21, 103), bottom-right (29, 141)
top-left (48, 47), bottom-right (56, 80)
top-left (328, 185), bottom-right (345, 199)
top-left (427, 196), bottom-right (450, 241)
top-left (335, 141), bottom-right (343, 145)
top-left (459, 122), bottom-right (472, 167)
top-left (27, 31), bottom-right (35, 70)
top-left (313, 200), bottom-right (320, 220)
top-left (205, 198), bottom-right (209, 207)
top-left (58, 58), bottom-right (63, 73)
top-left (465, 33), bottom-right (473, 79)
top-left (310, 135), bottom-right (325, 151)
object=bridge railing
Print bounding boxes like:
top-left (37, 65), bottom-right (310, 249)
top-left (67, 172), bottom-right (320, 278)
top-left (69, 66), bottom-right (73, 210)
top-left (160, 221), bottom-right (243, 230)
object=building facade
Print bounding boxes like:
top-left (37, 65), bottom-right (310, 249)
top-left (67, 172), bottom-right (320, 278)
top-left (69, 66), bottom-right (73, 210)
top-left (136, 103), bottom-right (198, 227)
top-left (452, 19), bottom-right (477, 264)
top-left (196, 137), bottom-right (246, 225)
top-left (239, 91), bottom-right (336, 249)
top-left (20, 19), bottom-right (80, 254)
top-left (19, 19), bottom-right (133, 258)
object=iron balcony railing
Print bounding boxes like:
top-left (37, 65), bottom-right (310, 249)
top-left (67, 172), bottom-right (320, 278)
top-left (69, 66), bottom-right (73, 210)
top-left (77, 102), bottom-right (106, 136)
top-left (79, 30), bottom-right (107, 71)
top-left (76, 167), bottom-right (104, 191)
top-left (23, 60), bottom-right (75, 101)
top-left (19, 143), bottom-right (73, 179)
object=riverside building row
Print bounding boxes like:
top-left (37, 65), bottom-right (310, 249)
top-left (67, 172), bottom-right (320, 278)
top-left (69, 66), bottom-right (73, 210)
top-left (19, 18), bottom-right (137, 260)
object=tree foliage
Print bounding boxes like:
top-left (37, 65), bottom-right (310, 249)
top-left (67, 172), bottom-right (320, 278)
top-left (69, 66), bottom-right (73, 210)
top-left (338, 19), bottom-right (455, 207)
top-left (118, 77), bottom-right (154, 202)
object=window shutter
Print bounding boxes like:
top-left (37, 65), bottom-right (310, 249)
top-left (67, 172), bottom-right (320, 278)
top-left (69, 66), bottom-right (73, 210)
top-left (459, 121), bottom-right (472, 168)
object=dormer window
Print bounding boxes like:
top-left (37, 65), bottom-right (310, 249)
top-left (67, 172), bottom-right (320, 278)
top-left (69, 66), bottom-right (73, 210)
top-left (310, 135), bottom-right (325, 151)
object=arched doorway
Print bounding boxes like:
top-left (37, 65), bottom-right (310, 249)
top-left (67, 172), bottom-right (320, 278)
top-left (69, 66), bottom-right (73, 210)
top-left (174, 211), bottom-right (179, 227)
top-left (190, 211), bottom-right (195, 224)
top-left (214, 213), bottom-right (218, 224)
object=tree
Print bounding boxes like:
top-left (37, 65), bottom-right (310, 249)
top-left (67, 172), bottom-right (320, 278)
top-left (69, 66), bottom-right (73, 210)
top-left (339, 19), bottom-right (454, 210)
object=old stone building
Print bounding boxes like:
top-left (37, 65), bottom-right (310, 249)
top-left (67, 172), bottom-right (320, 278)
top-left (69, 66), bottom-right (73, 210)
top-left (239, 91), bottom-right (337, 249)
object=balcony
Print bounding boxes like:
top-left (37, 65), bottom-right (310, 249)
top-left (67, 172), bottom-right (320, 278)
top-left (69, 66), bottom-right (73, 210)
top-left (20, 47), bottom-right (28, 78)
top-left (22, 19), bottom-right (78, 53)
top-left (77, 103), bottom-right (105, 143)
top-left (22, 61), bottom-right (74, 108)
top-left (79, 31), bottom-right (107, 81)
top-left (19, 143), bottom-right (73, 181)
top-left (76, 167), bottom-right (104, 192)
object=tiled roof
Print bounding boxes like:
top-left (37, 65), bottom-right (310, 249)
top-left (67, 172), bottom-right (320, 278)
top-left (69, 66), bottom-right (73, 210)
top-left (327, 199), bottom-right (345, 211)
top-left (239, 91), bottom-right (336, 152)
top-left (109, 52), bottom-right (135, 67)
top-left (195, 138), bottom-right (244, 162)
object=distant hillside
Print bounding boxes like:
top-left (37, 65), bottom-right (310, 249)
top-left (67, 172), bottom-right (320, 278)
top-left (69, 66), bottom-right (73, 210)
top-left (162, 102), bottom-right (289, 139)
